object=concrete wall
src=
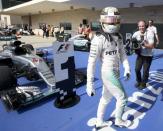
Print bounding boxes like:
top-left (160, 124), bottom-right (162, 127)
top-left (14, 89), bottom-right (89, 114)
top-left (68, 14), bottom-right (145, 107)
top-left (0, 14), bottom-right (22, 27)
top-left (120, 6), bottom-right (163, 23)
top-left (0, 14), bottom-right (10, 27)
top-left (10, 15), bottom-right (23, 25)
top-left (22, 8), bottom-right (100, 35)
top-left (22, 5), bottom-right (163, 29)
top-left (19, 5), bottom-right (163, 49)
top-left (1, 5), bottom-right (163, 48)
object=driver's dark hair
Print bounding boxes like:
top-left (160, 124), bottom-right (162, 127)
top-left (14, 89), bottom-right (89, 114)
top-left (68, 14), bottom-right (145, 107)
top-left (149, 19), bottom-right (153, 23)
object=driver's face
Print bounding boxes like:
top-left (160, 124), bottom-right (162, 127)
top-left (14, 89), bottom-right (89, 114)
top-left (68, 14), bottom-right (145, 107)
top-left (148, 21), bottom-right (152, 26)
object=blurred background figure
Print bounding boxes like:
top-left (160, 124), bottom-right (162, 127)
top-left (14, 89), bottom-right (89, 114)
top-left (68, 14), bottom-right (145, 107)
top-left (42, 24), bottom-right (47, 38)
top-left (46, 25), bottom-right (51, 38)
top-left (78, 23), bottom-right (84, 34)
top-left (83, 24), bottom-right (91, 40)
top-left (56, 26), bottom-right (65, 42)
top-left (147, 20), bottom-right (159, 48)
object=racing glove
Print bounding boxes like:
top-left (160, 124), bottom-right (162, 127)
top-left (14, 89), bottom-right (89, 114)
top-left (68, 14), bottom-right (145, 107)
top-left (86, 85), bottom-right (95, 97)
top-left (124, 69), bottom-right (131, 80)
top-left (123, 59), bottom-right (131, 80)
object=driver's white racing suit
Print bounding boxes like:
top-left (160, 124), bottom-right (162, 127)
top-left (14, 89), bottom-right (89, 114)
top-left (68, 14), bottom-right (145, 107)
top-left (87, 32), bottom-right (130, 126)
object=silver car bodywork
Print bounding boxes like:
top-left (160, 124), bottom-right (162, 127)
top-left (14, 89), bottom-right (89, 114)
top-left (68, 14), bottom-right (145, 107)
top-left (0, 43), bottom-right (56, 89)
top-left (69, 34), bottom-right (91, 51)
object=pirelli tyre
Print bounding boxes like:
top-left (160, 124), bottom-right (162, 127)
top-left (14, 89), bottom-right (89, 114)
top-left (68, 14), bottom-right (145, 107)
top-left (1, 94), bottom-right (20, 111)
top-left (0, 65), bottom-right (17, 91)
top-left (0, 65), bottom-right (19, 111)
top-left (1, 94), bottom-right (14, 111)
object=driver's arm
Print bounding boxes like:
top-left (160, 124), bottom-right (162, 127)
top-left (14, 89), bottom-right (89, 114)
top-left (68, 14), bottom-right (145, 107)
top-left (87, 35), bottom-right (102, 92)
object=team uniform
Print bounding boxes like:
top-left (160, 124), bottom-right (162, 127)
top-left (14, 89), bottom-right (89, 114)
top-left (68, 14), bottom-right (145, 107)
top-left (87, 31), bottom-right (131, 128)
top-left (86, 7), bottom-right (132, 128)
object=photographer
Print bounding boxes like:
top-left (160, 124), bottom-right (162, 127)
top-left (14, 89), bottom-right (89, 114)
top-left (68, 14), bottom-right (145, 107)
top-left (132, 20), bottom-right (154, 89)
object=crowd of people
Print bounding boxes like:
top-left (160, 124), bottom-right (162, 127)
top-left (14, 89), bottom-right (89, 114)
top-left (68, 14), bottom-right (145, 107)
top-left (40, 23), bottom-right (93, 41)
top-left (41, 24), bottom-right (69, 41)
top-left (77, 23), bottom-right (92, 40)
top-left (42, 24), bottom-right (55, 38)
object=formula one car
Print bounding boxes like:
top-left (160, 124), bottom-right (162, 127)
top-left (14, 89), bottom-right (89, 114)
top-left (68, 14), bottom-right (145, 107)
top-left (0, 38), bottom-right (86, 111)
top-left (69, 34), bottom-right (91, 51)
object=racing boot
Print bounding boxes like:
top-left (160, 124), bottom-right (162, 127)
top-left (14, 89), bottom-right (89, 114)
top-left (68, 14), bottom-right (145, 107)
top-left (115, 118), bottom-right (132, 128)
top-left (95, 119), bottom-right (112, 130)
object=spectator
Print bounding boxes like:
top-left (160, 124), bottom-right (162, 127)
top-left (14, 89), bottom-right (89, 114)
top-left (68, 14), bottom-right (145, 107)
top-left (83, 24), bottom-right (91, 40)
top-left (78, 23), bottom-right (84, 34)
top-left (56, 26), bottom-right (65, 42)
top-left (147, 20), bottom-right (159, 48)
top-left (46, 25), bottom-right (51, 38)
top-left (42, 24), bottom-right (47, 38)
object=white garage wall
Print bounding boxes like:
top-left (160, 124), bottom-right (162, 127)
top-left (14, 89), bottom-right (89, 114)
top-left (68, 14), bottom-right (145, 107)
top-left (21, 5), bottom-right (163, 35)
top-left (10, 15), bottom-right (23, 26)
top-left (27, 8), bottom-right (100, 35)
top-left (0, 14), bottom-right (11, 27)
